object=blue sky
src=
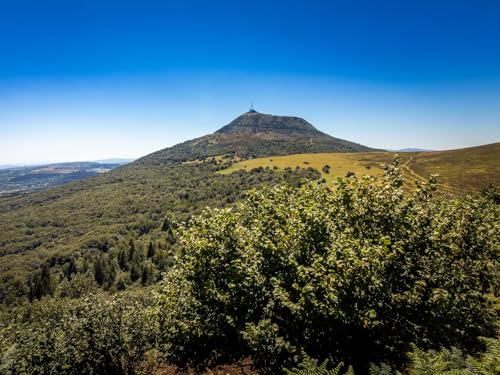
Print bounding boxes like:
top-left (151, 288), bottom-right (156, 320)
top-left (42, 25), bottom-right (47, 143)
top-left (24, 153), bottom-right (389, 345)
top-left (1, 0), bottom-right (499, 164)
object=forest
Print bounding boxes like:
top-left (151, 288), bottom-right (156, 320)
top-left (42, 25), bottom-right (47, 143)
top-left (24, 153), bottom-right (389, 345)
top-left (1, 159), bottom-right (498, 374)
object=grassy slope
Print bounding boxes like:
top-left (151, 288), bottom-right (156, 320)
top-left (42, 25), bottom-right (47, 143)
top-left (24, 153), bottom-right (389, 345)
top-left (220, 142), bottom-right (500, 192)
top-left (405, 143), bottom-right (500, 191)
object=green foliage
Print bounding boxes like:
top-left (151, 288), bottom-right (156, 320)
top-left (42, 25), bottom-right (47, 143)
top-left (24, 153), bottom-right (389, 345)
top-left (147, 241), bottom-right (155, 258)
top-left (0, 290), bottom-right (157, 374)
top-left (465, 337), bottom-right (500, 375)
top-left (370, 337), bottom-right (500, 375)
top-left (481, 184), bottom-right (500, 204)
top-left (55, 272), bottom-right (99, 299)
top-left (28, 264), bottom-right (53, 301)
top-left (157, 160), bottom-right (499, 373)
top-left (284, 352), bottom-right (354, 375)
top-left (401, 345), bottom-right (468, 375)
top-left (0, 161), bottom-right (319, 304)
top-left (94, 257), bottom-right (105, 285)
top-left (287, 338), bottom-right (500, 375)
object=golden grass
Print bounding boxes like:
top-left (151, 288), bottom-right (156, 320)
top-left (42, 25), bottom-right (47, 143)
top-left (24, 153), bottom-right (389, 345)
top-left (218, 142), bottom-right (500, 193)
top-left (219, 152), bottom-right (412, 185)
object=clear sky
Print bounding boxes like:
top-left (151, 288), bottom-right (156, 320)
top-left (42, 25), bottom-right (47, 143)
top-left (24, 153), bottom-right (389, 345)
top-left (1, 0), bottom-right (499, 164)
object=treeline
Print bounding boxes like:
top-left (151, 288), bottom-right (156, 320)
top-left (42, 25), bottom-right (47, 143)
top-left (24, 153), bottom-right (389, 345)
top-left (27, 229), bottom-right (176, 301)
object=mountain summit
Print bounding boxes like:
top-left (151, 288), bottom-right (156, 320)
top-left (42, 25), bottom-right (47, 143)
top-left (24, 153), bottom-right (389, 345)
top-left (216, 110), bottom-right (320, 135)
top-left (139, 110), bottom-right (378, 164)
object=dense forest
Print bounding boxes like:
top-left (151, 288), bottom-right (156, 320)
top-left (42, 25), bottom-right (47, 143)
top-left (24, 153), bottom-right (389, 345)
top-left (0, 158), bottom-right (320, 305)
top-left (1, 160), bottom-right (498, 374)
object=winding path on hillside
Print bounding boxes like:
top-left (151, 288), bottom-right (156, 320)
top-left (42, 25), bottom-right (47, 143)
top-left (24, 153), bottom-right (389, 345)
top-left (401, 154), bottom-right (461, 194)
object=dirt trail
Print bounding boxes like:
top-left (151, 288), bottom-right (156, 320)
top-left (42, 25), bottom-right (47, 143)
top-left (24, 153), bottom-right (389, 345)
top-left (401, 155), bottom-right (461, 194)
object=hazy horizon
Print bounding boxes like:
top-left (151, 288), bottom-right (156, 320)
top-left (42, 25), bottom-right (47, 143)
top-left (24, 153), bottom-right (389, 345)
top-left (1, 0), bottom-right (499, 164)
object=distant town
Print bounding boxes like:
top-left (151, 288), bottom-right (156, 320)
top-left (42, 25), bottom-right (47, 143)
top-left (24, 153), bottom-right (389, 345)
top-left (0, 160), bottom-right (132, 197)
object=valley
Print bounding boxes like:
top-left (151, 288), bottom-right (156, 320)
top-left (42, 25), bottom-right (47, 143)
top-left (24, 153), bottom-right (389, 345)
top-left (0, 161), bottom-right (130, 197)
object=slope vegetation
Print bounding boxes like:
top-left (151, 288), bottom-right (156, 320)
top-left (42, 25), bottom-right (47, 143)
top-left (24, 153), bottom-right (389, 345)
top-left (220, 142), bottom-right (500, 192)
top-left (138, 111), bottom-right (377, 164)
top-left (0, 161), bottom-right (319, 304)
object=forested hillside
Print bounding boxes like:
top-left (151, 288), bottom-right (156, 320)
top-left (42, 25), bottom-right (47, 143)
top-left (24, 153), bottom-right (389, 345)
top-left (0, 111), bottom-right (377, 304)
top-left (0, 160), bottom-right (319, 304)
top-left (1, 161), bottom-right (498, 374)
top-left (0, 112), bottom-right (498, 374)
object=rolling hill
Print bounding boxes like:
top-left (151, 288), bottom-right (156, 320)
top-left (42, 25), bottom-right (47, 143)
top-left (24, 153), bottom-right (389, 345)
top-left (220, 142), bottom-right (500, 193)
top-left (1, 110), bottom-right (375, 304)
top-left (0, 111), bottom-right (497, 305)
top-left (138, 110), bottom-right (377, 164)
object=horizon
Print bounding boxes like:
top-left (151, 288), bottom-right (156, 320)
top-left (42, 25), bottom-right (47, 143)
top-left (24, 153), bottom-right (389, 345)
top-left (1, 0), bottom-right (500, 164)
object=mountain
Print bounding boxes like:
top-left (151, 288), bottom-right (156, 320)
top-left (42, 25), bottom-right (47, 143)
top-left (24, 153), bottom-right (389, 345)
top-left (138, 110), bottom-right (377, 164)
top-left (0, 165), bottom-right (17, 170)
top-left (0, 111), bottom-right (497, 306)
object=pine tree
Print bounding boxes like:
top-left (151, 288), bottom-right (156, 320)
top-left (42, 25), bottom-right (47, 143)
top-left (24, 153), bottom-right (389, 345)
top-left (118, 249), bottom-right (128, 271)
top-left (161, 218), bottom-right (170, 231)
top-left (39, 264), bottom-right (52, 297)
top-left (147, 241), bottom-right (155, 258)
top-left (128, 239), bottom-right (135, 261)
top-left (166, 227), bottom-right (176, 245)
top-left (94, 258), bottom-right (105, 285)
top-left (108, 258), bottom-right (117, 284)
top-left (28, 275), bottom-right (37, 302)
top-left (130, 262), bottom-right (141, 282)
top-left (29, 264), bottom-right (53, 300)
top-left (65, 258), bottom-right (78, 280)
top-left (141, 265), bottom-right (150, 285)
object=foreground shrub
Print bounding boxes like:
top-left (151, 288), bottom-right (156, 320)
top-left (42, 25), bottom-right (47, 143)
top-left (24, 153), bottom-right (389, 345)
top-left (0, 291), bottom-right (157, 374)
top-left (286, 338), bottom-right (499, 374)
top-left (157, 161), bottom-right (499, 373)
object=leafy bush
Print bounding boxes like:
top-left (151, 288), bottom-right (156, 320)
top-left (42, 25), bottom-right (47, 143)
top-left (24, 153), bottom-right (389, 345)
top-left (157, 160), bottom-right (499, 373)
top-left (0, 291), bottom-right (157, 374)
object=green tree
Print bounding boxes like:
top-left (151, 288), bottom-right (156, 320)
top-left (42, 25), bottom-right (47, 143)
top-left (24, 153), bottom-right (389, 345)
top-left (141, 263), bottom-right (152, 286)
top-left (157, 161), bottom-right (499, 373)
top-left (118, 249), bottom-right (128, 271)
top-left (161, 218), bottom-right (171, 232)
top-left (128, 239), bottom-right (136, 261)
top-left (94, 258), bottom-right (105, 286)
top-left (130, 262), bottom-right (141, 282)
top-left (147, 241), bottom-right (155, 258)
top-left (64, 258), bottom-right (78, 280)
top-left (29, 264), bottom-right (53, 301)
top-left (0, 292), bottom-right (157, 374)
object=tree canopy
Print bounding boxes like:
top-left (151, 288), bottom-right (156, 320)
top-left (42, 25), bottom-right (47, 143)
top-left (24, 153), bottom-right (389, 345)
top-left (157, 161), bottom-right (499, 373)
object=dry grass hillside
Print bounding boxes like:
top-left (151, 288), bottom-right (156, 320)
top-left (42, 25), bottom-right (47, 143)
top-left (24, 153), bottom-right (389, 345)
top-left (220, 142), bottom-right (500, 193)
